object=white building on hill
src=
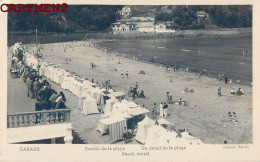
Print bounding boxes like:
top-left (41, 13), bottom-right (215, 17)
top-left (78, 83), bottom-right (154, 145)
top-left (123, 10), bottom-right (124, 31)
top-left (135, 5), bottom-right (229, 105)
top-left (112, 17), bottom-right (155, 34)
top-left (112, 22), bottom-right (138, 33)
top-left (154, 22), bottom-right (175, 33)
top-left (196, 11), bottom-right (209, 21)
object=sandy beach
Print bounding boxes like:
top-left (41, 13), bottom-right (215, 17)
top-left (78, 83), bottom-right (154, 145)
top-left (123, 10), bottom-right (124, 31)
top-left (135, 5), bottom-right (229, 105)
top-left (9, 40), bottom-right (252, 144)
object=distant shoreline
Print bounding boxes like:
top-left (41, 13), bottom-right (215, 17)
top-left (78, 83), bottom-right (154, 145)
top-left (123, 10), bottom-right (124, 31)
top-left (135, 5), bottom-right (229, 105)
top-left (8, 27), bottom-right (252, 46)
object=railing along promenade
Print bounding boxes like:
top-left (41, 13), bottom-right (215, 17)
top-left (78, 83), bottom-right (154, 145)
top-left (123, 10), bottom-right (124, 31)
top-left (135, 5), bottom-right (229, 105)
top-left (7, 109), bottom-right (71, 128)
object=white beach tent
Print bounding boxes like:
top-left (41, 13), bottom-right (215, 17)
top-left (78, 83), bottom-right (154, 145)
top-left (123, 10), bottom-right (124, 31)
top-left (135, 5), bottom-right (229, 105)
top-left (104, 96), bottom-right (118, 114)
top-left (135, 115), bottom-right (155, 144)
top-left (145, 124), bottom-right (168, 144)
top-left (111, 100), bottom-right (133, 118)
top-left (81, 95), bottom-right (100, 115)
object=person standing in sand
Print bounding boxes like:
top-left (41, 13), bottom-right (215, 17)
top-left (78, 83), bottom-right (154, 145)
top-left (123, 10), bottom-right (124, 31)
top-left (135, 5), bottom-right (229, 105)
top-left (122, 127), bottom-right (128, 143)
top-left (160, 102), bottom-right (164, 117)
top-left (152, 103), bottom-right (157, 118)
top-left (126, 71), bottom-right (129, 78)
top-left (163, 102), bottom-right (168, 117)
top-left (218, 87), bottom-right (222, 96)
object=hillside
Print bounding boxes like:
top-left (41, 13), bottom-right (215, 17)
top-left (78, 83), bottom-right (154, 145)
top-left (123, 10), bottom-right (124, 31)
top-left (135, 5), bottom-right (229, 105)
top-left (8, 5), bottom-right (252, 33)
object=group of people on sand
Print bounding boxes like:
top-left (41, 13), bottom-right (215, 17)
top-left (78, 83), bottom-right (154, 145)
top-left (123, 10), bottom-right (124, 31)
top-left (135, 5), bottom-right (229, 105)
top-left (218, 87), bottom-right (244, 96)
top-left (226, 111), bottom-right (238, 123)
top-left (151, 102), bottom-right (169, 118)
top-left (128, 83), bottom-right (145, 99)
top-left (231, 88), bottom-right (244, 96)
top-left (166, 65), bottom-right (179, 72)
top-left (139, 70), bottom-right (145, 74)
top-left (160, 102), bottom-right (169, 117)
top-left (121, 70), bottom-right (129, 78)
top-left (217, 73), bottom-right (230, 84)
top-left (90, 62), bottom-right (97, 68)
top-left (196, 69), bottom-right (208, 76)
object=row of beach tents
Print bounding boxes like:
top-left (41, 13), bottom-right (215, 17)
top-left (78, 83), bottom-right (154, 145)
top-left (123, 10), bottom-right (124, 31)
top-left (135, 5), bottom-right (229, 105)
top-left (135, 115), bottom-right (203, 145)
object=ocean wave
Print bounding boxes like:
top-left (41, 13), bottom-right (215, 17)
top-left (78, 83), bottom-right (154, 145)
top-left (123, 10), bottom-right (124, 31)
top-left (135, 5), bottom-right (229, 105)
top-left (182, 49), bottom-right (192, 52)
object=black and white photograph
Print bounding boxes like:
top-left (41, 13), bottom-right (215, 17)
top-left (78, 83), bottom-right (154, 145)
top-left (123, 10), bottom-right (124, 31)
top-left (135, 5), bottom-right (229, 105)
top-left (6, 5), bottom-right (253, 145)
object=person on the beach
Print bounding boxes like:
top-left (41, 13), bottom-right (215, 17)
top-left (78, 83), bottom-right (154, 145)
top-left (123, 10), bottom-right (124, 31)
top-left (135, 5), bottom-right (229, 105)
top-left (236, 88), bottom-right (244, 96)
top-left (133, 87), bottom-right (138, 98)
top-left (128, 87), bottom-right (133, 97)
top-left (218, 87), bottom-right (222, 96)
top-left (178, 98), bottom-right (183, 106)
top-left (217, 74), bottom-right (221, 81)
top-left (233, 112), bottom-right (236, 118)
top-left (231, 89), bottom-right (235, 95)
top-left (152, 103), bottom-right (157, 118)
top-left (225, 77), bottom-right (228, 84)
top-left (126, 71), bottom-right (128, 78)
top-left (122, 127), bottom-right (128, 143)
top-left (163, 102), bottom-right (168, 117)
top-left (121, 70), bottom-right (124, 77)
top-left (167, 66), bottom-right (170, 71)
top-left (139, 90), bottom-right (145, 98)
top-left (160, 102), bottom-right (164, 117)
top-left (227, 111), bottom-right (232, 117)
top-left (135, 82), bottom-right (138, 88)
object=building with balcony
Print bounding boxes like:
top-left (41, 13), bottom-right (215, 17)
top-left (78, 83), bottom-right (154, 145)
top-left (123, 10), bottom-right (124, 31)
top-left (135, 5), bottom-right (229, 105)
top-left (112, 17), bottom-right (155, 34)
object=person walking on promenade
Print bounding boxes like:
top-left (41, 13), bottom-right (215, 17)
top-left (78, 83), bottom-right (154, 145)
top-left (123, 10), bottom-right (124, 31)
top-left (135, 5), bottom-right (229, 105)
top-left (32, 78), bottom-right (40, 98)
top-left (26, 76), bottom-right (32, 97)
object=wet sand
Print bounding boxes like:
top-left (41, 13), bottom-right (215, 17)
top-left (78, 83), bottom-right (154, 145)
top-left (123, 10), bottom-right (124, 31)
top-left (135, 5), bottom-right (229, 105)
top-left (9, 41), bottom-right (252, 144)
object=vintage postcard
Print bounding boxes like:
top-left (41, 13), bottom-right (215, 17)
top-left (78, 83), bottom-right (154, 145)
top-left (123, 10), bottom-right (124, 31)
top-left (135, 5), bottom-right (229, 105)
top-left (0, 0), bottom-right (259, 161)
